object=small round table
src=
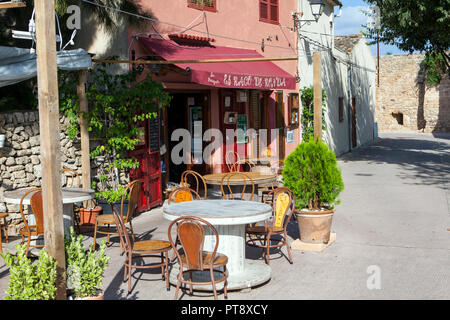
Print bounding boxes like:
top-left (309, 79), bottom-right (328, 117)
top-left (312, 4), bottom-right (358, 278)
top-left (3, 187), bottom-right (95, 237)
top-left (163, 199), bottom-right (273, 290)
top-left (203, 172), bottom-right (277, 200)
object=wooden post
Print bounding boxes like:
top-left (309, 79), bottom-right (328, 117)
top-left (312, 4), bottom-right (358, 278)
top-left (35, 0), bottom-right (66, 300)
top-left (77, 70), bottom-right (92, 198)
top-left (313, 51), bottom-right (322, 141)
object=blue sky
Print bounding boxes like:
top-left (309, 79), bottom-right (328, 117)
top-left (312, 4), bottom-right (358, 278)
top-left (333, 0), bottom-right (408, 56)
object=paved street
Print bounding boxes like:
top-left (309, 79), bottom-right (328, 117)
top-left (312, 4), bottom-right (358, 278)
top-left (0, 132), bottom-right (449, 300)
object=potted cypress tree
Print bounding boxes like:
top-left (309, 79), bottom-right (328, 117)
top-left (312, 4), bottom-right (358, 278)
top-left (282, 138), bottom-right (344, 244)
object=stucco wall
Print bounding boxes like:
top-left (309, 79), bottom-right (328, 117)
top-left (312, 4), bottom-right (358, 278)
top-left (376, 54), bottom-right (450, 133)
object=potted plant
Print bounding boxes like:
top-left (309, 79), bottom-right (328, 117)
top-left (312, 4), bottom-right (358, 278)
top-left (1, 244), bottom-right (58, 300)
top-left (65, 227), bottom-right (110, 300)
top-left (282, 138), bottom-right (344, 244)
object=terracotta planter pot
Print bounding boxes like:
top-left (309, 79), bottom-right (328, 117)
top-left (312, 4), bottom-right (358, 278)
top-left (79, 206), bottom-right (102, 226)
top-left (67, 289), bottom-right (104, 300)
top-left (295, 208), bottom-right (335, 244)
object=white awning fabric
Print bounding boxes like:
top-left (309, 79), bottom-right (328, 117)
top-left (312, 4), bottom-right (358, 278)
top-left (0, 46), bottom-right (91, 87)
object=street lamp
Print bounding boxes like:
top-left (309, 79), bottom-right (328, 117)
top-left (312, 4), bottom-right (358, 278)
top-left (309, 0), bottom-right (325, 21)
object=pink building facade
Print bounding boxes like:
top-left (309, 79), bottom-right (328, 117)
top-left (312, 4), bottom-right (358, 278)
top-left (128, 0), bottom-right (300, 205)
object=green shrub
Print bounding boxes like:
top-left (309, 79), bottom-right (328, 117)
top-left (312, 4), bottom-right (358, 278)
top-left (282, 138), bottom-right (344, 210)
top-left (65, 227), bottom-right (110, 298)
top-left (1, 244), bottom-right (57, 300)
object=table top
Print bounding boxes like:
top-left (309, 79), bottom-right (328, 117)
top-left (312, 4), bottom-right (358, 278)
top-left (3, 187), bottom-right (95, 205)
top-left (163, 199), bottom-right (272, 225)
top-left (203, 172), bottom-right (277, 185)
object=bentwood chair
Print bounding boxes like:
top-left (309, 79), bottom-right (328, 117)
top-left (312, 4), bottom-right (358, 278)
top-left (225, 151), bottom-right (240, 172)
top-left (233, 159), bottom-right (256, 173)
top-left (112, 208), bottom-right (171, 294)
top-left (245, 187), bottom-right (295, 265)
top-left (168, 187), bottom-right (201, 204)
top-left (180, 170), bottom-right (208, 199)
top-left (168, 216), bottom-right (228, 300)
top-left (220, 172), bottom-right (255, 201)
top-left (167, 186), bottom-right (201, 261)
top-left (61, 168), bottom-right (81, 188)
top-left (19, 188), bottom-right (45, 256)
top-left (93, 180), bottom-right (143, 251)
top-left (0, 212), bottom-right (9, 253)
top-left (61, 168), bottom-right (82, 233)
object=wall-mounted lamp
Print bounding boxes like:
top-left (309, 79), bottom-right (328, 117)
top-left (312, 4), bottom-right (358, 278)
top-left (309, 0), bottom-right (325, 21)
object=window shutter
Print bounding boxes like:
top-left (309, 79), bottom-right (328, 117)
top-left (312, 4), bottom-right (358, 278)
top-left (259, 0), bottom-right (268, 20)
top-left (269, 0), bottom-right (278, 22)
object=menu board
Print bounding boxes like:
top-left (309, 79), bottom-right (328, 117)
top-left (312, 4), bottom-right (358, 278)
top-left (149, 114), bottom-right (159, 152)
top-left (237, 114), bottom-right (247, 144)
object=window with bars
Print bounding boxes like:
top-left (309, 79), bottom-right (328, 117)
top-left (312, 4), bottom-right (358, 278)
top-left (187, 0), bottom-right (217, 12)
top-left (259, 0), bottom-right (279, 24)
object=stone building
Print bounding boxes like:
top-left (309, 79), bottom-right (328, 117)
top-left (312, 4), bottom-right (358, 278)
top-left (376, 53), bottom-right (450, 133)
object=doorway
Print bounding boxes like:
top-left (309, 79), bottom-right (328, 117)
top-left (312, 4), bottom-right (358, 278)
top-left (164, 92), bottom-right (210, 186)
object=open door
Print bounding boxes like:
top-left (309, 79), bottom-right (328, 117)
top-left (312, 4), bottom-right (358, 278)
top-left (129, 113), bottom-right (162, 212)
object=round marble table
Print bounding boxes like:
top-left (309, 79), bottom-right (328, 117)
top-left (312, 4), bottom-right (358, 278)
top-left (3, 187), bottom-right (95, 237)
top-left (163, 199), bottom-right (273, 290)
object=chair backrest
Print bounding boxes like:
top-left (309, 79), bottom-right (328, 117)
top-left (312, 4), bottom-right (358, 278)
top-left (220, 172), bottom-right (255, 200)
top-left (19, 188), bottom-right (44, 234)
top-left (168, 187), bottom-right (201, 204)
top-left (180, 170), bottom-right (207, 199)
top-left (122, 180), bottom-right (143, 223)
top-left (225, 151), bottom-right (240, 172)
top-left (234, 159), bottom-right (256, 172)
top-left (263, 187), bottom-right (295, 229)
top-left (61, 168), bottom-right (81, 188)
top-left (168, 216), bottom-right (219, 270)
top-left (112, 206), bottom-right (132, 253)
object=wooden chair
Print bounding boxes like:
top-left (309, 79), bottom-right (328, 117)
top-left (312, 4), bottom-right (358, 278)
top-left (246, 187), bottom-right (295, 265)
top-left (19, 188), bottom-right (44, 256)
top-left (220, 172), bottom-right (255, 201)
top-left (180, 170), bottom-right (208, 199)
top-left (168, 187), bottom-right (201, 204)
top-left (167, 186), bottom-right (201, 261)
top-left (61, 168), bottom-right (81, 188)
top-left (260, 159), bottom-right (285, 203)
top-left (225, 151), bottom-right (240, 172)
top-left (0, 212), bottom-right (9, 253)
top-left (61, 168), bottom-right (82, 233)
top-left (168, 216), bottom-right (228, 300)
top-left (93, 180), bottom-right (143, 250)
top-left (234, 159), bottom-right (256, 173)
top-left (112, 208), bottom-right (171, 294)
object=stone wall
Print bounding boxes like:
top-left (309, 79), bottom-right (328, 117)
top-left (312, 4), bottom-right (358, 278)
top-left (376, 54), bottom-right (450, 133)
top-left (0, 111), bottom-right (83, 235)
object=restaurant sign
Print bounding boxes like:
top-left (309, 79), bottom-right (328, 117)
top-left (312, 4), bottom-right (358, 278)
top-left (200, 72), bottom-right (295, 90)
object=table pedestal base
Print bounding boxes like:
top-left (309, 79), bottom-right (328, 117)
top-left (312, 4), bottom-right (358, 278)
top-left (168, 259), bottom-right (271, 291)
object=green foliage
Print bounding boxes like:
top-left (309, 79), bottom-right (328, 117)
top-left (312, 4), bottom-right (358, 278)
top-left (59, 62), bottom-right (171, 195)
top-left (1, 244), bottom-right (57, 300)
top-left (65, 227), bottom-right (110, 298)
top-left (282, 138), bottom-right (344, 210)
top-left (422, 51), bottom-right (447, 86)
top-left (362, 0), bottom-right (450, 82)
top-left (299, 86), bottom-right (327, 143)
top-left (95, 184), bottom-right (127, 203)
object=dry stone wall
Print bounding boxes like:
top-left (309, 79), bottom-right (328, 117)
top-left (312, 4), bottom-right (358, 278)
top-left (376, 54), bottom-right (450, 133)
top-left (0, 110), bottom-right (82, 235)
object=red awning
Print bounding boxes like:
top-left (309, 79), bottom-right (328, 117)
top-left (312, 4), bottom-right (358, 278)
top-left (139, 38), bottom-right (296, 90)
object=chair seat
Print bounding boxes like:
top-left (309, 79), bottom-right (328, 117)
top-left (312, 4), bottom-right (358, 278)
top-left (19, 225), bottom-right (43, 237)
top-left (180, 251), bottom-right (228, 267)
top-left (96, 214), bottom-right (125, 224)
top-left (246, 225), bottom-right (284, 234)
top-left (133, 239), bottom-right (171, 252)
